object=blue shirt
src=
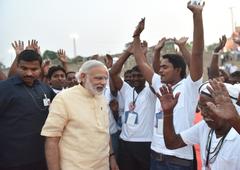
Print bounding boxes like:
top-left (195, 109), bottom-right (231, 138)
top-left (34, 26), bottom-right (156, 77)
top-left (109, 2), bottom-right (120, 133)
top-left (0, 75), bottom-right (55, 167)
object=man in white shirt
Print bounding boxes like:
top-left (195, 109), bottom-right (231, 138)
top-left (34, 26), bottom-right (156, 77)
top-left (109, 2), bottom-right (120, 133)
top-left (110, 51), bottom-right (156, 169)
top-left (158, 80), bottom-right (240, 170)
top-left (131, 2), bottom-right (204, 170)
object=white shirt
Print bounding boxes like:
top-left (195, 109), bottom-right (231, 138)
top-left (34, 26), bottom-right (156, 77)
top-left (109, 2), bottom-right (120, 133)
top-left (104, 86), bottom-right (118, 134)
top-left (116, 91), bottom-right (125, 130)
top-left (52, 87), bottom-right (63, 94)
top-left (151, 73), bottom-right (202, 160)
top-left (181, 121), bottom-right (240, 170)
top-left (119, 82), bottom-right (156, 142)
top-left (117, 91), bottom-right (125, 118)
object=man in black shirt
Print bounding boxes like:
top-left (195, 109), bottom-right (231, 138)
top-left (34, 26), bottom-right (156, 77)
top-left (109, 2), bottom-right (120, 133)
top-left (0, 50), bottom-right (55, 170)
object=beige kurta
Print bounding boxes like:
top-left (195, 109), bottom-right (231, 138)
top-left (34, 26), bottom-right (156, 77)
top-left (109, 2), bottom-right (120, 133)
top-left (41, 85), bottom-right (110, 170)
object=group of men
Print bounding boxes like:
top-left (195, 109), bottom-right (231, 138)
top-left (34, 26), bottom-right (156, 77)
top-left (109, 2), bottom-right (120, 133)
top-left (1, 1), bottom-right (240, 170)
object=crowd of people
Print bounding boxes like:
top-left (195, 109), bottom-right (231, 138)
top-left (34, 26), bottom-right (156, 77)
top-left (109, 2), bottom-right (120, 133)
top-left (1, 1), bottom-right (240, 170)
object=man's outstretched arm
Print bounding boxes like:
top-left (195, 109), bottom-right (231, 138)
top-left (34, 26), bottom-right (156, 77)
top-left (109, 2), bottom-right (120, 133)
top-left (152, 37), bottom-right (166, 73)
top-left (109, 47), bottom-right (132, 90)
top-left (208, 35), bottom-right (227, 79)
top-left (132, 18), bottom-right (155, 84)
top-left (188, 2), bottom-right (205, 81)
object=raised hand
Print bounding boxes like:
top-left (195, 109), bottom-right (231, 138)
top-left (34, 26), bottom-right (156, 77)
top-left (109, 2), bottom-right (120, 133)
top-left (187, 1), bottom-right (205, 13)
top-left (141, 40), bottom-right (148, 55)
top-left (214, 35), bottom-right (227, 52)
top-left (174, 37), bottom-right (189, 47)
top-left (57, 49), bottom-right (68, 63)
top-left (133, 18), bottom-right (145, 37)
top-left (25, 40), bottom-right (41, 54)
top-left (154, 37), bottom-right (166, 51)
top-left (156, 85), bottom-right (180, 115)
top-left (42, 59), bottom-right (51, 76)
top-left (206, 79), bottom-right (238, 121)
top-left (11, 40), bottom-right (24, 56)
top-left (104, 54), bottom-right (113, 69)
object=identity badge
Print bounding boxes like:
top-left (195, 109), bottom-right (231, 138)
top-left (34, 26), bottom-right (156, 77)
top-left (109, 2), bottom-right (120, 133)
top-left (126, 113), bottom-right (137, 125)
top-left (125, 111), bottom-right (138, 126)
top-left (43, 94), bottom-right (50, 106)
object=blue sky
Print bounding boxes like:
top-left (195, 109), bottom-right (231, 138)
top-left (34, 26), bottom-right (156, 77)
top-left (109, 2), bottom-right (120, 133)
top-left (1, 0), bottom-right (240, 67)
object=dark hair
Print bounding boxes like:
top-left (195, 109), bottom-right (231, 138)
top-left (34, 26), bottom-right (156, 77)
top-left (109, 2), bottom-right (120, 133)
top-left (131, 66), bottom-right (141, 73)
top-left (17, 50), bottom-right (42, 65)
top-left (47, 65), bottom-right (66, 79)
top-left (66, 71), bottom-right (76, 77)
top-left (124, 69), bottom-right (132, 76)
top-left (162, 54), bottom-right (186, 79)
top-left (230, 71), bottom-right (240, 78)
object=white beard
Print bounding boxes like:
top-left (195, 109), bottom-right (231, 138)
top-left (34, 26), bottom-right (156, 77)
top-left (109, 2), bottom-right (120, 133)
top-left (85, 78), bottom-right (104, 96)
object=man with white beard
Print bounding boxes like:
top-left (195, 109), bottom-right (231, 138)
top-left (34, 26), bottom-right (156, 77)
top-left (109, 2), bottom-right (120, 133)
top-left (41, 60), bottom-right (118, 170)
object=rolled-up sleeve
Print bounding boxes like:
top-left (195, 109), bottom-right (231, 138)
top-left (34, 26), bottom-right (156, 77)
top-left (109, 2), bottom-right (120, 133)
top-left (180, 121), bottom-right (203, 146)
top-left (41, 94), bottom-right (68, 137)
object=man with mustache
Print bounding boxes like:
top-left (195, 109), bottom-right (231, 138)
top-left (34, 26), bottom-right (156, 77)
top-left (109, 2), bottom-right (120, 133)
top-left (41, 60), bottom-right (118, 170)
top-left (0, 50), bottom-right (55, 170)
top-left (131, 2), bottom-right (204, 169)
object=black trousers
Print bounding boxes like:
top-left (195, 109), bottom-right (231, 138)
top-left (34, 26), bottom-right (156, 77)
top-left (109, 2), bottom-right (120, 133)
top-left (0, 160), bottom-right (47, 170)
top-left (118, 139), bottom-right (151, 170)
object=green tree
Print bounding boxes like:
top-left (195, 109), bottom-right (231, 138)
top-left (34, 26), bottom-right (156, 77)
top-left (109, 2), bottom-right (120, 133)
top-left (71, 55), bottom-right (84, 63)
top-left (42, 50), bottom-right (58, 60)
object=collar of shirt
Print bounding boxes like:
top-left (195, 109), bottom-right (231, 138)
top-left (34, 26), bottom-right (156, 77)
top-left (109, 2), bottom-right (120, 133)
top-left (172, 78), bottom-right (184, 90)
top-left (52, 88), bottom-right (63, 94)
top-left (224, 128), bottom-right (239, 141)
